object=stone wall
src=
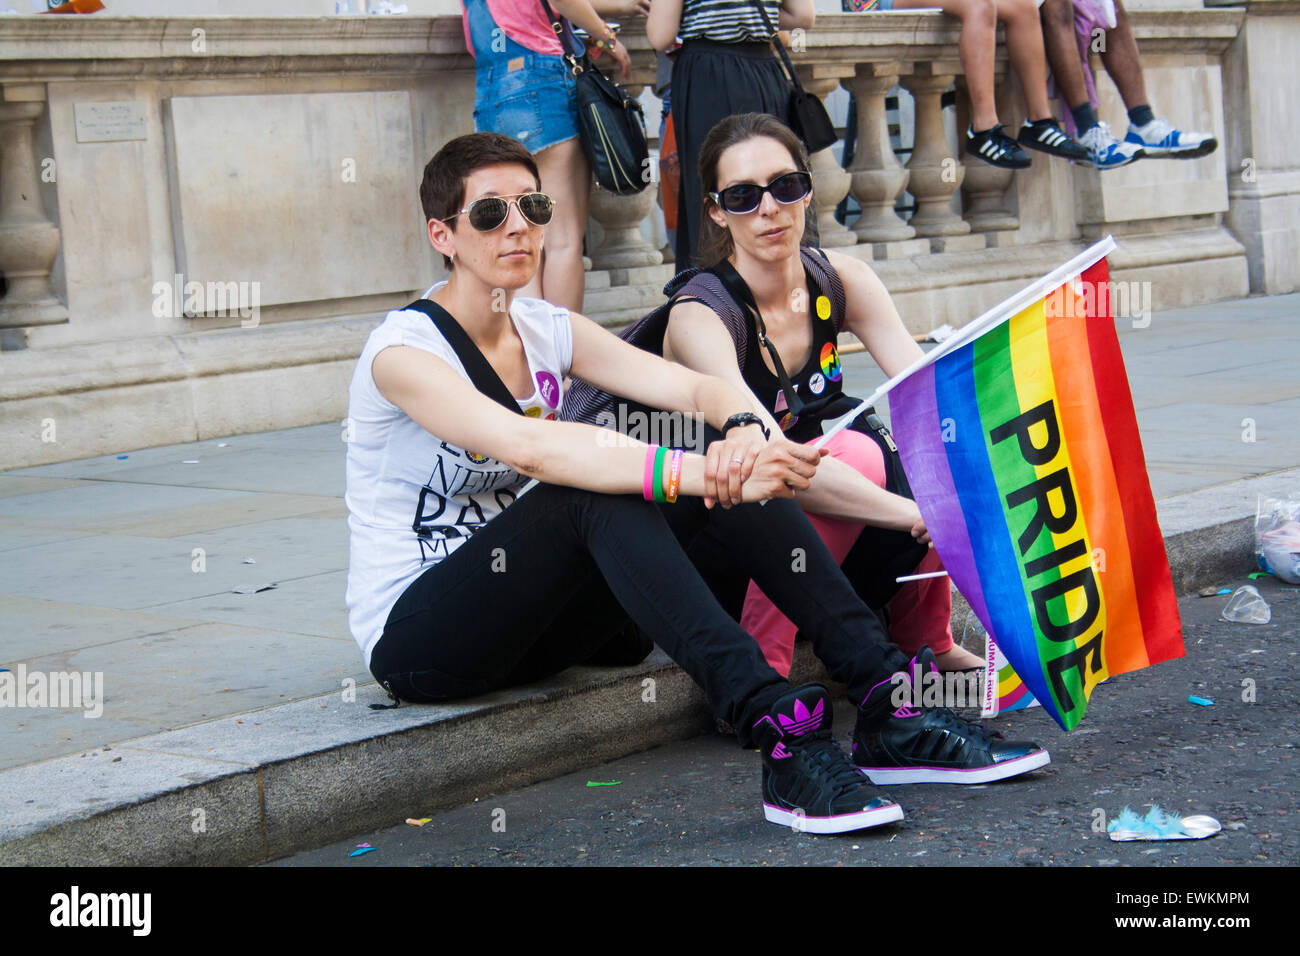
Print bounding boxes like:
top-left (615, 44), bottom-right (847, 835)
top-left (0, 8), bottom-right (1292, 469)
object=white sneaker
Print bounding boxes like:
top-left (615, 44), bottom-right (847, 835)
top-left (1078, 122), bottom-right (1144, 170)
top-left (1124, 117), bottom-right (1218, 159)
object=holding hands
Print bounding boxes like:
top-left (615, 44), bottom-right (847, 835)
top-left (706, 436), bottom-right (824, 509)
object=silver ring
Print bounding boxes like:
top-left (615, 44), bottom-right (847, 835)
top-left (731, 458), bottom-right (744, 464)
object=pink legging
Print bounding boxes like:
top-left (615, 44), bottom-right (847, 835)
top-left (740, 428), bottom-right (954, 676)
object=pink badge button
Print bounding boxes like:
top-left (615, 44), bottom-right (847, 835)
top-left (536, 371), bottom-right (560, 409)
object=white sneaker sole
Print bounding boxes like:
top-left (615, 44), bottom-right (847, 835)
top-left (857, 748), bottom-right (1051, 785)
top-left (763, 800), bottom-right (904, 834)
top-left (1128, 140), bottom-right (1216, 160)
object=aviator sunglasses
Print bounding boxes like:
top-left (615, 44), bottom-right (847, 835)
top-left (443, 192), bottom-right (555, 232)
top-left (709, 171), bottom-right (812, 215)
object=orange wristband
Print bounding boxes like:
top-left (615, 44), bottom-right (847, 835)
top-left (665, 449), bottom-right (683, 503)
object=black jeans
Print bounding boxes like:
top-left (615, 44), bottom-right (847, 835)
top-left (370, 482), bottom-right (909, 739)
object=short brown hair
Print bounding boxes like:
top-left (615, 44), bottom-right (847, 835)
top-left (695, 114), bottom-right (814, 268)
top-left (419, 133), bottom-right (541, 268)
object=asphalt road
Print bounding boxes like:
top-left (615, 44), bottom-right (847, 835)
top-left (271, 576), bottom-right (1297, 868)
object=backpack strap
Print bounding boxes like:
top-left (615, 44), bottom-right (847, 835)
top-left (801, 247), bottom-right (848, 336)
top-left (668, 270), bottom-right (751, 369)
top-left (402, 299), bottom-right (524, 417)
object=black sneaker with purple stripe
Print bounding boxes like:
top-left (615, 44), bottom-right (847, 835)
top-left (852, 648), bottom-right (1050, 785)
top-left (753, 683), bottom-right (903, 833)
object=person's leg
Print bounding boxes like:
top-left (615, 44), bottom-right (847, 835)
top-left (1100, 0), bottom-right (1149, 114)
top-left (529, 137), bottom-right (590, 313)
top-left (892, 0), bottom-right (999, 131)
top-left (1039, 0), bottom-right (1091, 116)
top-left (995, 0), bottom-right (1054, 120)
top-left (371, 482), bottom-right (791, 730)
top-left (667, 489), bottom-right (911, 708)
top-left (739, 429), bottom-right (888, 675)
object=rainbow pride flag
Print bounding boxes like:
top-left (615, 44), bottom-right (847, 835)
top-left (981, 636), bottom-right (1040, 717)
top-left (877, 239), bottom-right (1183, 730)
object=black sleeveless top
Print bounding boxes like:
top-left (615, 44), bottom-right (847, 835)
top-left (711, 257), bottom-right (851, 445)
top-left (561, 246), bottom-right (852, 438)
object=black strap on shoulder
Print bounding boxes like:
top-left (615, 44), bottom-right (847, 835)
top-left (402, 299), bottom-right (524, 417)
top-left (707, 258), bottom-right (826, 417)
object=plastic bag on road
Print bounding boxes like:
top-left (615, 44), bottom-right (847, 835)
top-left (1256, 494), bottom-right (1300, 585)
top-left (1221, 585), bottom-right (1271, 624)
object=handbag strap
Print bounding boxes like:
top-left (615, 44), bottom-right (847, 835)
top-left (403, 298), bottom-right (525, 417)
top-left (750, 0), bottom-right (806, 93)
top-left (538, 0), bottom-right (584, 66)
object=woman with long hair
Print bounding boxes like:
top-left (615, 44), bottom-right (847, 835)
top-left (565, 112), bottom-right (987, 678)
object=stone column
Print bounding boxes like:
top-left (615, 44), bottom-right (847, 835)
top-left (1209, 0), bottom-right (1300, 294)
top-left (901, 64), bottom-right (970, 237)
top-left (0, 85), bottom-right (67, 332)
top-left (845, 63), bottom-right (914, 243)
top-left (587, 180), bottom-right (664, 271)
top-left (956, 75), bottom-right (1019, 234)
top-left (799, 72), bottom-right (855, 248)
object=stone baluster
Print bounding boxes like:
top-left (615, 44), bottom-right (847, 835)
top-left (956, 74), bottom-right (1019, 235)
top-left (587, 181), bottom-right (664, 271)
top-left (845, 63), bottom-right (914, 243)
top-left (0, 85), bottom-right (67, 334)
top-left (586, 84), bottom-right (664, 273)
top-left (900, 64), bottom-right (970, 238)
top-left (799, 72), bottom-right (855, 248)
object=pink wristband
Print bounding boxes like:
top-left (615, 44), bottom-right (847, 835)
top-left (642, 444), bottom-right (660, 501)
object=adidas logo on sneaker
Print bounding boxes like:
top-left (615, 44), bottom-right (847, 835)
top-left (753, 683), bottom-right (903, 833)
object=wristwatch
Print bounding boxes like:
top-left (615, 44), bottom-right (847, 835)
top-left (722, 412), bottom-right (771, 441)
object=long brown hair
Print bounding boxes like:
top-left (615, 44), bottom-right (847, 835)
top-left (695, 113), bottom-right (814, 268)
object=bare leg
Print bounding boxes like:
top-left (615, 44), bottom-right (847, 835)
top-left (1039, 0), bottom-right (1090, 108)
top-left (997, 0), bottom-right (1054, 120)
top-left (530, 137), bottom-right (590, 312)
top-left (893, 0), bottom-right (1001, 131)
top-left (1099, 0), bottom-right (1149, 112)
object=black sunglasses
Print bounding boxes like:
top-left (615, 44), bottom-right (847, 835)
top-left (444, 192), bottom-right (555, 232)
top-left (709, 171), bottom-right (812, 215)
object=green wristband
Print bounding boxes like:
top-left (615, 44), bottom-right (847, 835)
top-left (652, 446), bottom-right (668, 503)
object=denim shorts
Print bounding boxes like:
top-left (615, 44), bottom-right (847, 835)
top-left (474, 51), bottom-right (579, 153)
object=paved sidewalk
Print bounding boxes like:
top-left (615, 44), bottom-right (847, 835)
top-left (1, 292), bottom-right (1297, 863)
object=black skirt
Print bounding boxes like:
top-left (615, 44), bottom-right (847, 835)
top-left (670, 38), bottom-right (792, 267)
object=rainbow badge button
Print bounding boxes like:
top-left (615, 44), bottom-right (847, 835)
top-left (820, 342), bottom-right (842, 382)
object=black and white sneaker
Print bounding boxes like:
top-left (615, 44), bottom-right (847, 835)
top-left (965, 125), bottom-right (1031, 169)
top-left (852, 649), bottom-right (1050, 785)
top-left (1018, 119), bottom-right (1089, 161)
top-left (753, 683), bottom-right (904, 833)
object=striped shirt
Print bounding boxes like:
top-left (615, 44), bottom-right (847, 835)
top-left (679, 0), bottom-right (781, 43)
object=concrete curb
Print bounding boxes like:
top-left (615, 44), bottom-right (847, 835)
top-left (3, 468), bottom-right (1295, 866)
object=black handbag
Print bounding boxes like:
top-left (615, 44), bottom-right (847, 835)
top-left (751, 1), bottom-right (838, 154)
top-left (538, 0), bottom-right (650, 195)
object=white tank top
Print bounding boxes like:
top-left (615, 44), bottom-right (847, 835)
top-left (344, 284), bottom-right (573, 668)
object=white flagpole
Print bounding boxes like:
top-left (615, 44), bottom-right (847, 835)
top-left (813, 235), bottom-right (1117, 450)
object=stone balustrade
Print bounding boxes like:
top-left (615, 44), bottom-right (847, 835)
top-left (0, 6), bottom-right (1295, 468)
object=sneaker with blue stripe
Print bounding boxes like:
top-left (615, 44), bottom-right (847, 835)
top-left (1125, 117), bottom-right (1217, 159)
top-left (1077, 121), bottom-right (1144, 170)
